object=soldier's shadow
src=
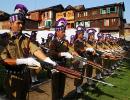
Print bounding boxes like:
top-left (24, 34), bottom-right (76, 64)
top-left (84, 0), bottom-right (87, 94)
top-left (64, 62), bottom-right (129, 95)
top-left (90, 86), bottom-right (114, 98)
top-left (30, 86), bottom-right (49, 96)
top-left (63, 90), bottom-right (96, 100)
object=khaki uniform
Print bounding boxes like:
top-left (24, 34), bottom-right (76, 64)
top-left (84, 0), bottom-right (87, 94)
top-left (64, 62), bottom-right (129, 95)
top-left (48, 37), bottom-right (69, 100)
top-left (73, 39), bottom-right (86, 87)
top-left (0, 32), bottom-right (40, 100)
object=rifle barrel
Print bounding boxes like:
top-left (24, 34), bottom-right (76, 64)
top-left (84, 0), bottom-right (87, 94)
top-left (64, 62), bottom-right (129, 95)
top-left (83, 76), bottom-right (115, 87)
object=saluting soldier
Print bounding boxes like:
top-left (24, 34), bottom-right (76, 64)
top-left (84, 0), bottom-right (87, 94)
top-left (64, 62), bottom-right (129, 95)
top-left (48, 18), bottom-right (74, 100)
top-left (0, 4), bottom-right (57, 100)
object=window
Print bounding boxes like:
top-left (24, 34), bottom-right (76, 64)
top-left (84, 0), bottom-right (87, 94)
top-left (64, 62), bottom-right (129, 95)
top-left (110, 7), bottom-right (116, 13)
top-left (92, 11), bottom-right (97, 15)
top-left (107, 8), bottom-right (110, 14)
top-left (45, 21), bottom-right (52, 27)
top-left (46, 12), bottom-right (49, 17)
top-left (111, 18), bottom-right (116, 25)
top-left (79, 21), bottom-right (84, 26)
top-left (79, 12), bottom-right (82, 17)
top-left (75, 21), bottom-right (84, 27)
top-left (63, 12), bottom-right (66, 17)
top-left (77, 13), bottom-right (80, 17)
top-left (84, 11), bottom-right (88, 16)
top-left (107, 7), bottom-right (117, 14)
top-left (100, 8), bottom-right (107, 14)
top-left (104, 19), bottom-right (109, 26)
top-left (85, 21), bottom-right (90, 27)
top-left (42, 13), bottom-right (45, 18)
top-left (75, 22), bottom-right (79, 28)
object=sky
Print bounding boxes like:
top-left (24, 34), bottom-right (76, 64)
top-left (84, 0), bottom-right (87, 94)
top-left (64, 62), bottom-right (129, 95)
top-left (0, 0), bottom-right (130, 23)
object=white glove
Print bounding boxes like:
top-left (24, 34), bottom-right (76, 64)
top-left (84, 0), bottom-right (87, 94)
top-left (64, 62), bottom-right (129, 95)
top-left (83, 62), bottom-right (86, 66)
top-left (86, 48), bottom-right (94, 52)
top-left (105, 50), bottom-right (111, 53)
top-left (44, 57), bottom-right (57, 66)
top-left (51, 69), bottom-right (59, 74)
top-left (16, 57), bottom-right (41, 67)
top-left (60, 52), bottom-right (73, 58)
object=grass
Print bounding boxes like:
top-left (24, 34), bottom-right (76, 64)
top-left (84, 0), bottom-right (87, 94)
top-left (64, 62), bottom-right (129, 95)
top-left (84, 60), bottom-right (130, 100)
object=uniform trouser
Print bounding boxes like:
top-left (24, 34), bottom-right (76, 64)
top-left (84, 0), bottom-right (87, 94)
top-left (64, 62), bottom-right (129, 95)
top-left (72, 60), bottom-right (84, 87)
top-left (103, 58), bottom-right (111, 69)
top-left (5, 71), bottom-right (31, 100)
top-left (74, 68), bottom-right (85, 87)
top-left (51, 72), bottom-right (66, 100)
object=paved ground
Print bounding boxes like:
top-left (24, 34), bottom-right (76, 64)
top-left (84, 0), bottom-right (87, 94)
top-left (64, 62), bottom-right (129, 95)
top-left (29, 78), bottom-right (76, 100)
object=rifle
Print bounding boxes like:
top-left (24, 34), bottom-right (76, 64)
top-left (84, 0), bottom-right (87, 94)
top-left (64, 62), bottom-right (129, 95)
top-left (40, 62), bottom-right (115, 87)
top-left (73, 56), bottom-right (109, 71)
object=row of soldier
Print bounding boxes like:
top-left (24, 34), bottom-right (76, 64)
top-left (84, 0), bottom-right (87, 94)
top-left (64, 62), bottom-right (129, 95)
top-left (29, 19), bottom-right (128, 99)
top-left (0, 3), bottom-right (128, 100)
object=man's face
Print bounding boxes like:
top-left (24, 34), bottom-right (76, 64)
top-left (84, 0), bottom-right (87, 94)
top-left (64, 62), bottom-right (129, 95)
top-left (78, 32), bottom-right (84, 39)
top-left (10, 20), bottom-right (23, 33)
top-left (56, 30), bottom-right (65, 39)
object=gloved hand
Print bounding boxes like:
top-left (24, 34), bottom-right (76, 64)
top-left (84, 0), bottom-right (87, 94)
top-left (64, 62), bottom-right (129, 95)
top-left (16, 57), bottom-right (41, 67)
top-left (86, 48), bottom-right (94, 52)
top-left (60, 52), bottom-right (73, 58)
top-left (43, 57), bottom-right (57, 66)
top-left (51, 69), bottom-right (59, 74)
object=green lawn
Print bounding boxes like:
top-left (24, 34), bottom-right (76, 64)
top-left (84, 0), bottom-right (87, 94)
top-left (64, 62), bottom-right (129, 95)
top-left (84, 60), bottom-right (130, 100)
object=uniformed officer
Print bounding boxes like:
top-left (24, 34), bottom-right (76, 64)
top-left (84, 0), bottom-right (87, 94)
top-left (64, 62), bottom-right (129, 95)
top-left (48, 18), bottom-right (74, 100)
top-left (45, 33), bottom-right (54, 48)
top-left (29, 31), bottom-right (42, 84)
top-left (0, 5), bottom-right (56, 100)
top-left (73, 26), bottom-right (86, 95)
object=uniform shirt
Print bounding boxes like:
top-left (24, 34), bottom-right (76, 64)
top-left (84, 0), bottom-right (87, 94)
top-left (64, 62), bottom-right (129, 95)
top-left (48, 37), bottom-right (69, 62)
top-left (0, 32), bottom-right (40, 72)
top-left (74, 39), bottom-right (85, 56)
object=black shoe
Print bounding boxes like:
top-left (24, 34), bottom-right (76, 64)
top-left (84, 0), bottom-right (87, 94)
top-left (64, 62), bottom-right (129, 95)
top-left (76, 92), bottom-right (84, 99)
top-left (88, 85), bottom-right (95, 91)
top-left (32, 80), bottom-right (42, 86)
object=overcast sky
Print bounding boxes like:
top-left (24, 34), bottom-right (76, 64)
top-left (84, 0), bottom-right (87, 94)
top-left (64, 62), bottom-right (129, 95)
top-left (0, 0), bottom-right (129, 23)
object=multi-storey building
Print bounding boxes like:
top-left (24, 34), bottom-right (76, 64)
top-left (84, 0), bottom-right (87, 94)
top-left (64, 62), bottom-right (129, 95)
top-left (56, 5), bottom-right (85, 28)
top-left (75, 2), bottom-right (126, 36)
top-left (0, 10), bottom-right (10, 29)
top-left (28, 4), bottom-right (64, 29)
top-left (124, 24), bottom-right (130, 41)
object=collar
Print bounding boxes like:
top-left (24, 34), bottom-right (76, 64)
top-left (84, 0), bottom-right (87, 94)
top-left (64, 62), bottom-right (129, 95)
top-left (10, 31), bottom-right (22, 39)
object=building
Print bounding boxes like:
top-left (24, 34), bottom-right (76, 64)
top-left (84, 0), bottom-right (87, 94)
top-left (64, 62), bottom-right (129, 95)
top-left (0, 10), bottom-right (38, 30)
top-left (28, 4), bottom-right (64, 29)
top-left (75, 2), bottom-right (126, 37)
top-left (124, 24), bottom-right (130, 41)
top-left (56, 5), bottom-right (85, 28)
top-left (0, 10), bottom-right (10, 29)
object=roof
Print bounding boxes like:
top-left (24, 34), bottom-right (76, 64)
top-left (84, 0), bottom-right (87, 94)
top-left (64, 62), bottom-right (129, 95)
top-left (65, 5), bottom-right (75, 10)
top-left (0, 10), bottom-right (10, 21)
top-left (86, 2), bottom-right (125, 11)
top-left (125, 24), bottom-right (130, 29)
top-left (28, 4), bottom-right (64, 13)
top-left (64, 5), bottom-right (85, 11)
top-left (73, 5), bottom-right (85, 11)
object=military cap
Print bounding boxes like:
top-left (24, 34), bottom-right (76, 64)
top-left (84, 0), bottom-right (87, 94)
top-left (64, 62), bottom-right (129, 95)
top-left (76, 26), bottom-right (85, 34)
top-left (70, 35), bottom-right (75, 39)
top-left (97, 33), bottom-right (104, 38)
top-left (48, 33), bottom-right (54, 37)
top-left (14, 4), bottom-right (28, 15)
top-left (9, 13), bottom-right (25, 22)
top-left (86, 28), bottom-right (97, 35)
top-left (55, 18), bottom-right (67, 31)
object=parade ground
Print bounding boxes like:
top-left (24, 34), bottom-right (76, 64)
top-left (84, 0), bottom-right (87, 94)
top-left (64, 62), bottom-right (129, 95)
top-left (29, 58), bottom-right (130, 100)
top-left (0, 54), bottom-right (130, 100)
